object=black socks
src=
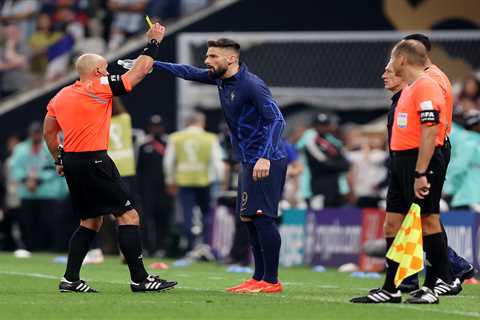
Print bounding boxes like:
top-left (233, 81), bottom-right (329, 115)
top-left (118, 225), bottom-right (149, 283)
top-left (64, 226), bottom-right (97, 282)
top-left (382, 237), bottom-right (399, 293)
top-left (423, 232), bottom-right (453, 289)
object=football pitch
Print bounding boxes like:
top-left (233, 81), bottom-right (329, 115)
top-left (0, 254), bottom-right (478, 320)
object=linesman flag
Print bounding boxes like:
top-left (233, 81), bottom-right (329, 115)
top-left (386, 203), bottom-right (424, 288)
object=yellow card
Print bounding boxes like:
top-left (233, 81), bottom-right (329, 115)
top-left (145, 15), bottom-right (153, 28)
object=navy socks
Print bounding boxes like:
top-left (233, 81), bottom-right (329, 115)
top-left (245, 215), bottom-right (281, 284)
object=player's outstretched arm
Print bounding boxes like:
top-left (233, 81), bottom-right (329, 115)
top-left (124, 23), bottom-right (166, 88)
top-left (153, 61), bottom-right (216, 85)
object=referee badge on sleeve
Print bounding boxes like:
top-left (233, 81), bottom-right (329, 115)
top-left (397, 113), bottom-right (408, 128)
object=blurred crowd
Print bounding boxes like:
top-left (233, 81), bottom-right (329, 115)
top-left (0, 0), bottom-right (214, 98)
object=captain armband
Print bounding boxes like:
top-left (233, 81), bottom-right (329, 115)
top-left (141, 39), bottom-right (161, 60)
top-left (108, 74), bottom-right (128, 96)
top-left (419, 110), bottom-right (440, 124)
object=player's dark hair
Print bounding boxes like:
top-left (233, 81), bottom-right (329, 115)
top-left (403, 33), bottom-right (431, 52)
top-left (393, 40), bottom-right (427, 67)
top-left (207, 38), bottom-right (241, 53)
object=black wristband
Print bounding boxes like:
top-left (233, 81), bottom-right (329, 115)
top-left (141, 39), bottom-right (160, 60)
top-left (56, 145), bottom-right (64, 166)
top-left (414, 171), bottom-right (427, 178)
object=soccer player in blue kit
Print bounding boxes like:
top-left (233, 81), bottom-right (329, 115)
top-left (131, 38), bottom-right (288, 293)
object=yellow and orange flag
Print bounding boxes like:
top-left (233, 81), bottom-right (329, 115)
top-left (386, 203), bottom-right (423, 288)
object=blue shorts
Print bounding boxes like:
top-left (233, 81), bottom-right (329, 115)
top-left (236, 158), bottom-right (288, 218)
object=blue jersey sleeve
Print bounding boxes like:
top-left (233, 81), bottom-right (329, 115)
top-left (250, 81), bottom-right (285, 160)
top-left (284, 141), bottom-right (299, 163)
top-left (154, 61), bottom-right (217, 85)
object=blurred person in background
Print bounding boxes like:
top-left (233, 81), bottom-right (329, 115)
top-left (137, 114), bottom-right (173, 258)
top-left (456, 75), bottom-right (480, 112)
top-left (0, 0), bottom-right (39, 43)
top-left (281, 138), bottom-right (303, 208)
top-left (164, 111), bottom-right (224, 256)
top-left (345, 131), bottom-right (387, 208)
top-left (109, 97), bottom-right (138, 205)
top-left (0, 135), bottom-right (22, 252)
top-left (107, 0), bottom-right (149, 50)
top-left (27, 13), bottom-right (64, 80)
top-left (294, 124), bottom-right (315, 204)
top-left (304, 112), bottom-right (350, 208)
top-left (448, 111), bottom-right (480, 211)
top-left (10, 121), bottom-right (67, 252)
top-left (0, 24), bottom-right (30, 97)
top-left (217, 122), bottom-right (250, 266)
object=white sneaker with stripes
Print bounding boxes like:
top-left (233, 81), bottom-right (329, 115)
top-left (434, 278), bottom-right (462, 296)
top-left (59, 277), bottom-right (98, 293)
top-left (405, 286), bottom-right (439, 304)
top-left (350, 288), bottom-right (402, 303)
top-left (130, 275), bottom-right (177, 292)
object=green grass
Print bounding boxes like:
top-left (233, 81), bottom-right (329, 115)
top-left (0, 253), bottom-right (478, 320)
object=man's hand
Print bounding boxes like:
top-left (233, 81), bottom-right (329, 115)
top-left (147, 22), bottom-right (165, 43)
top-left (253, 158), bottom-right (270, 181)
top-left (414, 176), bottom-right (430, 199)
top-left (26, 178), bottom-right (38, 192)
top-left (56, 165), bottom-right (65, 177)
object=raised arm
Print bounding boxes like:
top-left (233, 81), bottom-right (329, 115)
top-left (124, 23), bottom-right (166, 88)
top-left (154, 61), bottom-right (217, 85)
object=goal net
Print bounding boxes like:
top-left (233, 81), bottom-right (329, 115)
top-left (176, 30), bottom-right (480, 125)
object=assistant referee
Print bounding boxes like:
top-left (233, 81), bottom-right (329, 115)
top-left (43, 23), bottom-right (177, 293)
top-left (351, 40), bottom-right (453, 304)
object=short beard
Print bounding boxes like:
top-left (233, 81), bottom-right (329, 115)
top-left (208, 65), bottom-right (228, 79)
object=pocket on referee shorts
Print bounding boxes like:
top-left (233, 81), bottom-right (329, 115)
top-left (91, 159), bottom-right (115, 181)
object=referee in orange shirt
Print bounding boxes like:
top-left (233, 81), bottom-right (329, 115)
top-left (43, 23), bottom-right (177, 293)
top-left (351, 40), bottom-right (453, 304)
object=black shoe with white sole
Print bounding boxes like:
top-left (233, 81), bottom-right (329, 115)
top-left (434, 278), bottom-right (462, 296)
top-left (130, 275), bottom-right (177, 292)
top-left (59, 277), bottom-right (98, 293)
top-left (405, 287), bottom-right (439, 304)
top-left (350, 288), bottom-right (402, 303)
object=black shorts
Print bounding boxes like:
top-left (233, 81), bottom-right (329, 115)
top-left (236, 158), bottom-right (288, 218)
top-left (63, 151), bottom-right (134, 220)
top-left (386, 148), bottom-right (446, 215)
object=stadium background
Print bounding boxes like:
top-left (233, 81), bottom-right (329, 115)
top-left (0, 1), bottom-right (480, 318)
top-left (3, 0), bottom-right (479, 146)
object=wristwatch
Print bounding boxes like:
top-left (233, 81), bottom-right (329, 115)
top-left (414, 171), bottom-right (427, 178)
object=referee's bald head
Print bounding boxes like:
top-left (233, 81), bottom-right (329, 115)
top-left (75, 53), bottom-right (108, 78)
top-left (392, 39), bottom-right (428, 67)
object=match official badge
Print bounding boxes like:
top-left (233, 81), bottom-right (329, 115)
top-left (230, 91), bottom-right (236, 102)
top-left (397, 112), bottom-right (408, 128)
top-left (240, 192), bottom-right (248, 211)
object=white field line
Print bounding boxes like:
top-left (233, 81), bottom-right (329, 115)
top-left (0, 270), bottom-right (479, 318)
